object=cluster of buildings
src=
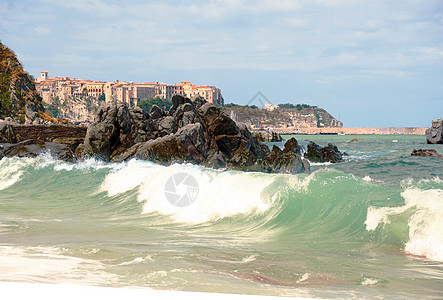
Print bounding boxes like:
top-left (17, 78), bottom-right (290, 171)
top-left (34, 71), bottom-right (223, 108)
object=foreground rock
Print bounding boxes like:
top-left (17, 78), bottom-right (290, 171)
top-left (426, 118), bottom-right (443, 144)
top-left (0, 139), bottom-right (74, 162)
top-left (411, 149), bottom-right (443, 158)
top-left (0, 120), bottom-right (86, 151)
top-left (1, 95), bottom-right (311, 175)
top-left (0, 120), bottom-right (16, 143)
top-left (305, 141), bottom-right (343, 163)
top-left (75, 95), bottom-right (310, 174)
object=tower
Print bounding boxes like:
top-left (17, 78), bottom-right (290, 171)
top-left (41, 71), bottom-right (48, 81)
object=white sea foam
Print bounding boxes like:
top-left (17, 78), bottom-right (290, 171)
top-left (100, 160), bottom-right (276, 224)
top-left (365, 186), bottom-right (443, 261)
top-left (361, 277), bottom-right (379, 286)
top-left (100, 159), bottom-right (157, 196)
top-left (296, 273), bottom-right (310, 284)
top-left (309, 162), bottom-right (332, 166)
top-left (119, 255), bottom-right (153, 266)
top-left (0, 244), bottom-right (118, 285)
top-left (0, 157), bottom-right (34, 190)
top-left (241, 254), bottom-right (257, 263)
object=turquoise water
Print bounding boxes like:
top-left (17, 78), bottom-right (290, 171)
top-left (0, 135), bottom-right (442, 299)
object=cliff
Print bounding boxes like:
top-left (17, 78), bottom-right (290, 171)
top-left (221, 105), bottom-right (342, 129)
top-left (0, 42), bottom-right (44, 123)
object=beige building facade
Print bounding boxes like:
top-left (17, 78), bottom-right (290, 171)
top-left (34, 72), bottom-right (224, 121)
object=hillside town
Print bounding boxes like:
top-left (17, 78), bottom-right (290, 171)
top-left (34, 72), bottom-right (223, 122)
top-left (32, 71), bottom-right (347, 131)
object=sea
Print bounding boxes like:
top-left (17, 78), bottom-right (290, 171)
top-left (0, 134), bottom-right (442, 299)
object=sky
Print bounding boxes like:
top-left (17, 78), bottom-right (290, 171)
top-left (1, 0), bottom-right (442, 127)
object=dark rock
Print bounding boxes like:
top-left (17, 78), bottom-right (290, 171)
top-left (150, 105), bottom-right (165, 119)
top-left (114, 123), bottom-right (208, 164)
top-left (0, 139), bottom-right (74, 162)
top-left (203, 149), bottom-right (228, 169)
top-left (305, 141), bottom-right (343, 163)
top-left (169, 94), bottom-right (192, 115)
top-left (130, 106), bottom-right (154, 143)
top-left (411, 149), bottom-right (443, 158)
top-left (76, 104), bottom-right (157, 160)
top-left (282, 137), bottom-right (302, 155)
top-left (426, 118), bottom-right (443, 144)
top-left (173, 103), bottom-right (202, 129)
top-left (156, 116), bottom-right (177, 136)
top-left (261, 140), bottom-right (309, 174)
top-left (76, 105), bottom-right (120, 160)
top-left (191, 95), bottom-right (207, 109)
top-left (0, 121), bottom-right (17, 143)
top-left (199, 103), bottom-right (242, 155)
top-left (70, 101), bottom-right (311, 175)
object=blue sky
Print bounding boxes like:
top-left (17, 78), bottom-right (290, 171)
top-left (1, 0), bottom-right (442, 127)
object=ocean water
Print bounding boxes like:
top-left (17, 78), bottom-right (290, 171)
top-left (0, 134), bottom-right (442, 299)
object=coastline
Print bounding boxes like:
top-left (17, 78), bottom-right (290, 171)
top-left (271, 127), bottom-right (427, 135)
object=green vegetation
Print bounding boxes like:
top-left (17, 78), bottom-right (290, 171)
top-left (224, 103), bottom-right (259, 109)
top-left (44, 102), bottom-right (59, 118)
top-left (278, 103), bottom-right (317, 110)
top-left (137, 97), bottom-right (172, 112)
top-left (98, 93), bottom-right (105, 101)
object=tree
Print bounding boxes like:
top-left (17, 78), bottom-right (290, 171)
top-left (137, 97), bottom-right (172, 112)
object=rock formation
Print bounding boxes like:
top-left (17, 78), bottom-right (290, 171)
top-left (0, 139), bottom-right (75, 162)
top-left (74, 95), bottom-right (310, 174)
top-left (411, 149), bottom-right (443, 158)
top-left (0, 42), bottom-right (44, 124)
top-left (426, 118), bottom-right (443, 144)
top-left (305, 141), bottom-right (343, 163)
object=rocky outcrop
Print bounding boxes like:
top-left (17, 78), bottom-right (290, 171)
top-left (0, 139), bottom-right (74, 162)
top-left (222, 104), bottom-right (342, 129)
top-left (411, 149), bottom-right (443, 158)
top-left (426, 118), bottom-right (443, 144)
top-left (252, 130), bottom-right (282, 142)
top-left (305, 141), bottom-right (343, 163)
top-left (1, 93), bottom-right (311, 175)
top-left (0, 120), bottom-right (16, 143)
top-left (76, 95), bottom-right (310, 174)
top-left (0, 42), bottom-right (44, 124)
top-left (262, 138), bottom-right (310, 174)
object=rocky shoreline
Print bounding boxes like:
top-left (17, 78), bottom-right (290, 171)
top-left (0, 96), bottom-right (338, 174)
top-left (273, 127), bottom-right (427, 135)
top-left (0, 95), bottom-right (347, 174)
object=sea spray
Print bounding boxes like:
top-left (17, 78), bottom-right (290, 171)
top-left (0, 157), bottom-right (34, 190)
top-left (365, 179), bottom-right (443, 261)
top-left (100, 159), bottom-right (278, 224)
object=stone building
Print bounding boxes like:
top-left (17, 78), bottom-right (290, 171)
top-left (34, 72), bottom-right (224, 121)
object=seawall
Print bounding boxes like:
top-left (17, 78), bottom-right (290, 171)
top-left (274, 127), bottom-right (427, 135)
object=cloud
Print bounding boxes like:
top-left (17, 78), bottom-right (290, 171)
top-left (1, 0), bottom-right (442, 126)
